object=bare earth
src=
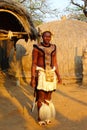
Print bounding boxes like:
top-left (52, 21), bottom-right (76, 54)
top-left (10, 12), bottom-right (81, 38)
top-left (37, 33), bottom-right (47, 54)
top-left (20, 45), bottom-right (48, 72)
top-left (0, 73), bottom-right (87, 130)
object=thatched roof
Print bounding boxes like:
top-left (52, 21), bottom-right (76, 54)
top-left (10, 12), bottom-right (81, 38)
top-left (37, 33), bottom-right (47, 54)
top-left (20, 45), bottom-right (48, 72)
top-left (0, 0), bottom-right (38, 40)
top-left (37, 19), bottom-right (87, 83)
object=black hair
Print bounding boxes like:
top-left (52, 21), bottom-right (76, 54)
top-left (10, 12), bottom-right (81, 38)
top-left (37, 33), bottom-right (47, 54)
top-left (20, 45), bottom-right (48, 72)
top-left (42, 31), bottom-right (52, 38)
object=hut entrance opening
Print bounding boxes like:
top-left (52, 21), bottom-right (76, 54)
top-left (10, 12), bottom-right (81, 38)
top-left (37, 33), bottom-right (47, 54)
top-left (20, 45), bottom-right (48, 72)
top-left (0, 11), bottom-right (25, 31)
top-left (0, 11), bottom-right (25, 71)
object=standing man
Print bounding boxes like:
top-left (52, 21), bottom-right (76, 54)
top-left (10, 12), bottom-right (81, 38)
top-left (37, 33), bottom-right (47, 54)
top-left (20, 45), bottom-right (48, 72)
top-left (31, 31), bottom-right (62, 125)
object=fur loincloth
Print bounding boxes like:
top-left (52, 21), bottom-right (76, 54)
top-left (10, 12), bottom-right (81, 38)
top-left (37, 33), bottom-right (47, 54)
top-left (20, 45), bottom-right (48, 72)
top-left (36, 66), bottom-right (57, 91)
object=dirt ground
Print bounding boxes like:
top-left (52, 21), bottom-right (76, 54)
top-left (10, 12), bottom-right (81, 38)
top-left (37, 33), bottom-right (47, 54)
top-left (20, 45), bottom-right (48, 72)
top-left (0, 72), bottom-right (87, 130)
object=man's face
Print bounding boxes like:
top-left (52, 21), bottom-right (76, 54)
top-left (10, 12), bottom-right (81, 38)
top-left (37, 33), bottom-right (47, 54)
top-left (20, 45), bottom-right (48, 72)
top-left (43, 32), bottom-right (51, 44)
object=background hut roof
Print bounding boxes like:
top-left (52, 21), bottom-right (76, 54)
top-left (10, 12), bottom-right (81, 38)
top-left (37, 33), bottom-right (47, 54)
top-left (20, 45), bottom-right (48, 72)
top-left (9, 19), bottom-right (87, 84)
top-left (0, 0), bottom-right (38, 40)
top-left (37, 19), bottom-right (87, 83)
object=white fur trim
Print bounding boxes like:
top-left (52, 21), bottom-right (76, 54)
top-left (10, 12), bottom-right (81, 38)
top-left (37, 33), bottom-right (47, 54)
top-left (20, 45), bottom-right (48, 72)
top-left (36, 66), bottom-right (56, 71)
top-left (49, 101), bottom-right (56, 118)
top-left (37, 67), bottom-right (57, 91)
top-left (39, 103), bottom-right (51, 121)
top-left (39, 101), bottom-right (56, 121)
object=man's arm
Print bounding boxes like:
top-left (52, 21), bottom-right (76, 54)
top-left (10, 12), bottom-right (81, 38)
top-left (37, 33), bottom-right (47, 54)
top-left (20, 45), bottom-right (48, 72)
top-left (31, 45), bottom-right (38, 88)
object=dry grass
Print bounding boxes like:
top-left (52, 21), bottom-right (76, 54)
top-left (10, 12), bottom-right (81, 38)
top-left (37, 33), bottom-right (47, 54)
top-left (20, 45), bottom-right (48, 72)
top-left (38, 19), bottom-right (87, 83)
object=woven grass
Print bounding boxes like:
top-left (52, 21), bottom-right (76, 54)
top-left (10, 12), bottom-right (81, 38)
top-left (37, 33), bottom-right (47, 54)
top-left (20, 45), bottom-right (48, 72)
top-left (37, 19), bottom-right (87, 83)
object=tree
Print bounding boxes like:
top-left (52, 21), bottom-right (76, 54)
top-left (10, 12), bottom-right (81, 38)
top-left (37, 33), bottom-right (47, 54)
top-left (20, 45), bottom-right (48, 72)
top-left (65, 5), bottom-right (87, 22)
top-left (15, 0), bottom-right (59, 26)
top-left (70, 0), bottom-right (87, 16)
top-left (63, 0), bottom-right (87, 21)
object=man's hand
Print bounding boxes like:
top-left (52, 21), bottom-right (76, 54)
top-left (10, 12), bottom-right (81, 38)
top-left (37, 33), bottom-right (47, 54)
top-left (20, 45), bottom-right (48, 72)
top-left (58, 78), bottom-right (62, 84)
top-left (57, 76), bottom-right (62, 84)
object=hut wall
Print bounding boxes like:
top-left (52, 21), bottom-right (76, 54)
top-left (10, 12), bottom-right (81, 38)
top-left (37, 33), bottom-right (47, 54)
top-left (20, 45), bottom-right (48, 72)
top-left (82, 47), bottom-right (87, 86)
top-left (8, 39), bottom-right (33, 85)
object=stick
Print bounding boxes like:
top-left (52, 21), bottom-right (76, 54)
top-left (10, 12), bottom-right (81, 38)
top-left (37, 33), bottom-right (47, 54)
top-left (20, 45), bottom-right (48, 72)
top-left (31, 97), bottom-right (36, 112)
top-left (31, 90), bottom-right (36, 112)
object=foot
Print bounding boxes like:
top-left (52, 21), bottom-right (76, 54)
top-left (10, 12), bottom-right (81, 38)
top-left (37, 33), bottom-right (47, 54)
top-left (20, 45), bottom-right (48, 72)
top-left (45, 120), bottom-right (51, 124)
top-left (38, 121), bottom-right (46, 126)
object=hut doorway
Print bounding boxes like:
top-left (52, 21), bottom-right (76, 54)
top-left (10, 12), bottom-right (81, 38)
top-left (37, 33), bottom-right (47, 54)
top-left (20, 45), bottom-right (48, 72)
top-left (0, 0), bottom-right (37, 72)
top-left (0, 11), bottom-right (25, 71)
top-left (0, 11), bottom-right (25, 32)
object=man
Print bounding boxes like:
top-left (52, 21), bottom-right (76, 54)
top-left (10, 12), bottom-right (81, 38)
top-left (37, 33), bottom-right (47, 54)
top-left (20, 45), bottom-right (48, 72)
top-left (31, 31), bottom-right (62, 125)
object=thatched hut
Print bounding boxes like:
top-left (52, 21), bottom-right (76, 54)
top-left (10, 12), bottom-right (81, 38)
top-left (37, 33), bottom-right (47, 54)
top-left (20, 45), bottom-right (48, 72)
top-left (37, 19), bottom-right (87, 84)
top-left (0, 0), bottom-right (37, 70)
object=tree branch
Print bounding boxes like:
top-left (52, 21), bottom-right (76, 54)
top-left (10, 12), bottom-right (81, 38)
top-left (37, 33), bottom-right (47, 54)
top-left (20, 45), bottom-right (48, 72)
top-left (19, 0), bottom-right (26, 3)
top-left (71, 0), bottom-right (84, 9)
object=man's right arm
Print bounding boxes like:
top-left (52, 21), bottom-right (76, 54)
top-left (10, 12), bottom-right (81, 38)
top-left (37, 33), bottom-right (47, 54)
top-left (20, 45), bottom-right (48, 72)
top-left (31, 45), bottom-right (38, 88)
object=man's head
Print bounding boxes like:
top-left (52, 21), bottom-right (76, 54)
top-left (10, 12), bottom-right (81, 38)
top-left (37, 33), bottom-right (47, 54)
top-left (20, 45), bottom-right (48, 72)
top-left (42, 31), bottom-right (52, 44)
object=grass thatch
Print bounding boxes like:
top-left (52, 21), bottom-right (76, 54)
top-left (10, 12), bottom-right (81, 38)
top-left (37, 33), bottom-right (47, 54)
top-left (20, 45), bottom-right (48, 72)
top-left (37, 19), bottom-right (87, 83)
top-left (0, 0), bottom-right (38, 40)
